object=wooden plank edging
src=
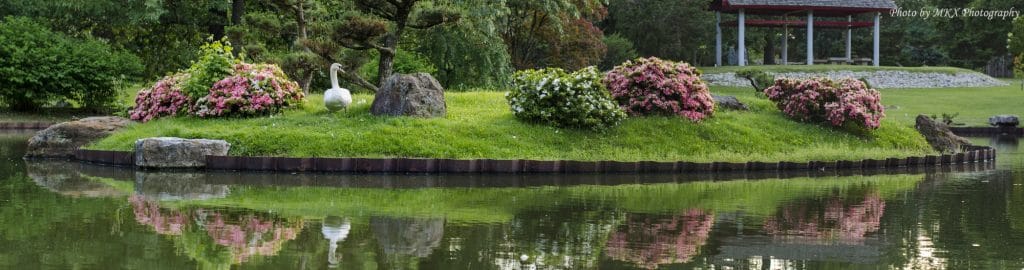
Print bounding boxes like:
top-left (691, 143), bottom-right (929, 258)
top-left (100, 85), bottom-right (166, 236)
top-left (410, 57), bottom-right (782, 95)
top-left (72, 146), bottom-right (999, 174)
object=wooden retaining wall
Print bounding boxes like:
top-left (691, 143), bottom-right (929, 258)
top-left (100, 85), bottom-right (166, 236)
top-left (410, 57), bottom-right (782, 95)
top-left (74, 145), bottom-right (997, 174)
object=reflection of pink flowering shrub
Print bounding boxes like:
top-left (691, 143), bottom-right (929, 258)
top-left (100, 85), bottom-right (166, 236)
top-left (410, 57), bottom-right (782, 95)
top-left (605, 209), bottom-right (715, 269)
top-left (130, 195), bottom-right (188, 235)
top-left (764, 77), bottom-right (885, 130)
top-left (763, 193), bottom-right (885, 242)
top-left (129, 73), bottom-right (192, 122)
top-left (602, 57), bottom-right (715, 121)
top-left (129, 195), bottom-right (301, 264)
top-left (203, 211), bottom-right (300, 263)
top-left (192, 63), bottom-right (303, 118)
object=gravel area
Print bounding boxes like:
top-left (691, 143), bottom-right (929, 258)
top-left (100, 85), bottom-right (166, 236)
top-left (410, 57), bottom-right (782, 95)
top-left (703, 70), bottom-right (1008, 89)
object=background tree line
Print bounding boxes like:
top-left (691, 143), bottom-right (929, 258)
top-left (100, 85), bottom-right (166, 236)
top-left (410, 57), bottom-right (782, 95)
top-left (0, 0), bottom-right (1020, 97)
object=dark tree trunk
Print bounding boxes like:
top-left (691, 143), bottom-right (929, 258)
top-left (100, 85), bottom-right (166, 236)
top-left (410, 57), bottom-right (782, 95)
top-left (763, 34), bottom-right (776, 65)
top-left (231, 0), bottom-right (245, 25)
top-left (377, 5), bottom-right (411, 87)
top-left (208, 7), bottom-right (228, 40)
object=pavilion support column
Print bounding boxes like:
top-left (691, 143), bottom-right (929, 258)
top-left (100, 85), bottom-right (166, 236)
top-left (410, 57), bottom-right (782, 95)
top-left (873, 12), bottom-right (881, 66)
top-left (806, 10), bottom-right (814, 65)
top-left (782, 18), bottom-right (789, 65)
top-left (715, 11), bottom-right (722, 67)
top-left (738, 9), bottom-right (746, 66)
top-left (846, 15), bottom-right (852, 61)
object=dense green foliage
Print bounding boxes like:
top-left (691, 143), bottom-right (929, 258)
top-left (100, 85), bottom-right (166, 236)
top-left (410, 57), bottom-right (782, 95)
top-left (182, 40), bottom-right (239, 100)
top-left (507, 67), bottom-right (625, 129)
top-left (0, 17), bottom-right (142, 111)
top-left (599, 33), bottom-right (639, 70)
top-left (603, 0), bottom-right (714, 64)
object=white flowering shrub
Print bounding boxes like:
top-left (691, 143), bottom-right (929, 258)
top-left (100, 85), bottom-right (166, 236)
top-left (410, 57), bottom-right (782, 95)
top-left (507, 67), bottom-right (626, 130)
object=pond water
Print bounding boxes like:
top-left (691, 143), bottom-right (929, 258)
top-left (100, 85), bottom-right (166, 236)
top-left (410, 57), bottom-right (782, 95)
top-left (1, 131), bottom-right (1023, 269)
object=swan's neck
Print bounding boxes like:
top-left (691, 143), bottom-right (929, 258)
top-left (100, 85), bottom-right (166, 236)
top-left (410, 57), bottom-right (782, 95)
top-left (330, 63), bottom-right (342, 89)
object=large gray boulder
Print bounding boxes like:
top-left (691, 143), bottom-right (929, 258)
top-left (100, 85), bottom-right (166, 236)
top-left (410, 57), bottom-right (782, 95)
top-left (712, 94), bottom-right (749, 111)
top-left (371, 73), bottom-right (447, 117)
top-left (135, 137), bottom-right (230, 169)
top-left (989, 115), bottom-right (1019, 127)
top-left (25, 116), bottom-right (131, 158)
top-left (915, 115), bottom-right (970, 153)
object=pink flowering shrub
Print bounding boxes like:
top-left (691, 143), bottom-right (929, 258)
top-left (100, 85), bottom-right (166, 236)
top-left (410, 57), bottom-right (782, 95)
top-left (129, 73), bottom-right (192, 122)
top-left (764, 77), bottom-right (885, 130)
top-left (129, 63), bottom-right (304, 122)
top-left (602, 57), bottom-right (715, 121)
top-left (192, 63), bottom-right (304, 118)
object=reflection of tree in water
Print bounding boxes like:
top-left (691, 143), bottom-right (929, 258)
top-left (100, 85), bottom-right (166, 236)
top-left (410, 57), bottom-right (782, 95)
top-left (129, 195), bottom-right (303, 264)
top-left (371, 216), bottom-right (444, 268)
top-left (763, 192), bottom-right (885, 242)
top-left (604, 209), bottom-right (715, 269)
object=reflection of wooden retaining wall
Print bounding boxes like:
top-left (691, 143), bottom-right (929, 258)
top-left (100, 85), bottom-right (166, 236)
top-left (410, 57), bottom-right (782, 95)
top-left (0, 122), bottom-right (54, 129)
top-left (74, 145), bottom-right (997, 174)
top-left (949, 127), bottom-right (1024, 137)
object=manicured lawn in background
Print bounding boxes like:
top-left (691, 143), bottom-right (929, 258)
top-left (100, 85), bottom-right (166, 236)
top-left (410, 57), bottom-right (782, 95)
top-left (87, 91), bottom-right (933, 162)
top-left (712, 80), bottom-right (1024, 127)
top-left (700, 65), bottom-right (979, 74)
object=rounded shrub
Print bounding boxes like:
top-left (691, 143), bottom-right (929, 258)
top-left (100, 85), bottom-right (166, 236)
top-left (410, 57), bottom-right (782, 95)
top-left (507, 67), bottom-right (626, 130)
top-left (764, 77), bottom-right (885, 130)
top-left (129, 42), bottom-right (304, 122)
top-left (129, 73), bottom-right (191, 122)
top-left (602, 57), bottom-right (715, 121)
top-left (0, 17), bottom-right (142, 111)
top-left (192, 63), bottom-right (303, 118)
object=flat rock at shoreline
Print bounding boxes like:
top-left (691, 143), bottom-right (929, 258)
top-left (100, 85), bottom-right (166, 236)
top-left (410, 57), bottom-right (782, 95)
top-left (703, 71), bottom-right (1007, 89)
top-left (25, 116), bottom-right (131, 159)
top-left (135, 137), bottom-right (230, 169)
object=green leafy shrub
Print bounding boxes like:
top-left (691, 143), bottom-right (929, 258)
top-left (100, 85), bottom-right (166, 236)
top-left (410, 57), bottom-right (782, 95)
top-left (507, 67), bottom-right (626, 129)
top-left (0, 17), bottom-right (142, 111)
top-left (599, 34), bottom-right (639, 70)
top-left (181, 39), bottom-right (238, 100)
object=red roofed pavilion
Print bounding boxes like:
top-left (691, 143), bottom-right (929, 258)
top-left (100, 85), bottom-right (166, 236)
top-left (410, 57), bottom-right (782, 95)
top-left (709, 0), bottom-right (898, 66)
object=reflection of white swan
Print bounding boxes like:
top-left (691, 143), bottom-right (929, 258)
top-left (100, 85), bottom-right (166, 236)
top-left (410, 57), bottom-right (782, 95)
top-left (325, 63), bottom-right (353, 112)
top-left (322, 216), bottom-right (352, 268)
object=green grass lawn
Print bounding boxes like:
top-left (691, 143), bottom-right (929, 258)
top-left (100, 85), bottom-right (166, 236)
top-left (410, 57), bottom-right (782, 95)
top-left (699, 65), bottom-right (979, 74)
top-left (87, 90), bottom-right (934, 162)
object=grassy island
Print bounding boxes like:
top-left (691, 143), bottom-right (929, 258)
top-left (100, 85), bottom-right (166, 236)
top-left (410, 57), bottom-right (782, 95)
top-left (87, 88), bottom-right (935, 163)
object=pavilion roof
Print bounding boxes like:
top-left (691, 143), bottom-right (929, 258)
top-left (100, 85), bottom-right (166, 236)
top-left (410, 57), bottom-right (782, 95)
top-left (710, 0), bottom-right (897, 16)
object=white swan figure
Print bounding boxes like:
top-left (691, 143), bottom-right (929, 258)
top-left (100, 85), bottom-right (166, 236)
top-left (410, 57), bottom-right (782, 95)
top-left (325, 63), bottom-right (353, 112)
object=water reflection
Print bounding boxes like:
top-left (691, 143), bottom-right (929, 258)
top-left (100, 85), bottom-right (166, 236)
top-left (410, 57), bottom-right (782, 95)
top-left (991, 134), bottom-right (1019, 151)
top-left (134, 171), bottom-right (229, 201)
top-left (762, 192), bottom-right (884, 243)
top-left (605, 210), bottom-right (714, 269)
top-left (129, 195), bottom-right (303, 265)
top-left (321, 216), bottom-right (351, 268)
top-left (4, 132), bottom-right (1024, 269)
